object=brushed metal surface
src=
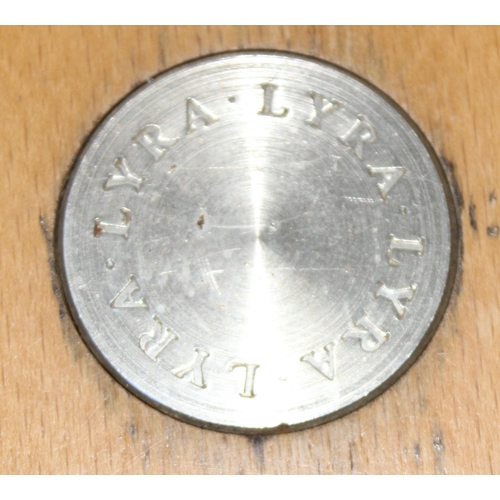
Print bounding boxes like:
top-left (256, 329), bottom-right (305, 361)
top-left (57, 52), bottom-right (457, 433)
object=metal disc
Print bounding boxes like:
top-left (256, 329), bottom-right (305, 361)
top-left (58, 52), bottom-right (458, 433)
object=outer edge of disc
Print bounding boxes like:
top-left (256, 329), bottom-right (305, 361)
top-left (55, 50), bottom-right (460, 435)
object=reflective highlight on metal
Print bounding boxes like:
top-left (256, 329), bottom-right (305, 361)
top-left (57, 52), bottom-right (458, 433)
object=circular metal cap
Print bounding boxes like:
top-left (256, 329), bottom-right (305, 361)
top-left (58, 52), bottom-right (458, 433)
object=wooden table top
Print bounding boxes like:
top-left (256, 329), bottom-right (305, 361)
top-left (1, 26), bottom-right (498, 474)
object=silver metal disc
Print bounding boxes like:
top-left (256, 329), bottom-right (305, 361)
top-left (58, 52), bottom-right (458, 433)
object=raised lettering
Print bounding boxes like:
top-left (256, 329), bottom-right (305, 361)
top-left (94, 207), bottom-right (131, 239)
top-left (300, 342), bottom-right (336, 380)
top-left (342, 313), bottom-right (389, 352)
top-left (388, 235), bottom-right (425, 267)
top-left (339, 116), bottom-right (376, 160)
top-left (133, 124), bottom-right (178, 161)
top-left (227, 361), bottom-right (259, 398)
top-left (172, 348), bottom-right (209, 388)
top-left (104, 156), bottom-right (143, 192)
top-left (258, 83), bottom-right (288, 118)
top-left (375, 283), bottom-right (417, 319)
top-left (110, 275), bottom-right (148, 309)
top-left (139, 316), bottom-right (178, 360)
top-left (367, 165), bottom-right (406, 199)
top-left (186, 98), bottom-right (218, 133)
top-left (306, 91), bottom-right (342, 128)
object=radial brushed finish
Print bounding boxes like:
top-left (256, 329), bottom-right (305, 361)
top-left (57, 52), bottom-right (458, 433)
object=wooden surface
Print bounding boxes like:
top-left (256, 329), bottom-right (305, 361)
top-left (1, 26), bottom-right (499, 474)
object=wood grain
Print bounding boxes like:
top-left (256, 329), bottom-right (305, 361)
top-left (0, 26), bottom-right (498, 474)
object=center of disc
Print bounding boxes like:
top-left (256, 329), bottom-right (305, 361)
top-left (137, 118), bottom-right (378, 358)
